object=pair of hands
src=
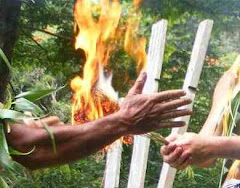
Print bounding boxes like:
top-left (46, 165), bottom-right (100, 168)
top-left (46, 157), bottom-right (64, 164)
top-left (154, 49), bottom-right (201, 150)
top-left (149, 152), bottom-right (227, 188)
top-left (161, 132), bottom-right (216, 169)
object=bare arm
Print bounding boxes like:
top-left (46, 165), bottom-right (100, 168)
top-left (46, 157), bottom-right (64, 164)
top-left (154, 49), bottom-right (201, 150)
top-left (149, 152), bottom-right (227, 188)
top-left (7, 113), bottom-right (127, 170)
top-left (7, 72), bottom-right (192, 170)
top-left (200, 71), bottom-right (235, 136)
top-left (201, 57), bottom-right (240, 136)
top-left (207, 136), bottom-right (240, 159)
top-left (161, 57), bottom-right (240, 168)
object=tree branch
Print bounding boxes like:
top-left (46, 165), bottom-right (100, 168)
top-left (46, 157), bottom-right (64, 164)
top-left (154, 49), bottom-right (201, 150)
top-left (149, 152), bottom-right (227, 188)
top-left (23, 26), bottom-right (72, 41)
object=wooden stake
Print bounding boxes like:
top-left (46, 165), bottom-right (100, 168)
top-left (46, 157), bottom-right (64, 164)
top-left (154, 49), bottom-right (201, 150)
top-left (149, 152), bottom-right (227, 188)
top-left (157, 19), bottom-right (213, 188)
top-left (104, 139), bottom-right (123, 188)
top-left (127, 20), bottom-right (168, 188)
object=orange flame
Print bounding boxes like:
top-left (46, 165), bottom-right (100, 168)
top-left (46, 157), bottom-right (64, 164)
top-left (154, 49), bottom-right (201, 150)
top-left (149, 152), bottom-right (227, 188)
top-left (71, 0), bottom-right (146, 141)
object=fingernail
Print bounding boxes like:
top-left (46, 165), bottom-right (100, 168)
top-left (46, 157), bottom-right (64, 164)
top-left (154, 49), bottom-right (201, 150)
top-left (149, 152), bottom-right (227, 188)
top-left (141, 72), bottom-right (147, 77)
top-left (137, 72), bottom-right (147, 81)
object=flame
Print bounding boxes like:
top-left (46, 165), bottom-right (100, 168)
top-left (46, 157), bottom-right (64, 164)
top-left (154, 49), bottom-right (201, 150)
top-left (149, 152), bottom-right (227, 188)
top-left (71, 0), bottom-right (146, 145)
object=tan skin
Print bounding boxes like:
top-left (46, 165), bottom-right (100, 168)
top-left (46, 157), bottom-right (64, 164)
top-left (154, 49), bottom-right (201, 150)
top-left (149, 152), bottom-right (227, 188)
top-left (161, 64), bottom-right (240, 170)
top-left (7, 72), bottom-right (192, 170)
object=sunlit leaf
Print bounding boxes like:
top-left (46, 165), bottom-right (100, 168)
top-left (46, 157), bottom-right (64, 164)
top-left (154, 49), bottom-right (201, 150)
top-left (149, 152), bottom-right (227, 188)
top-left (15, 89), bottom-right (55, 102)
top-left (15, 86), bottom-right (65, 102)
top-left (0, 109), bottom-right (33, 120)
top-left (228, 92), bottom-right (240, 135)
top-left (3, 88), bottom-right (12, 110)
top-left (0, 124), bottom-right (12, 169)
top-left (9, 146), bottom-right (35, 156)
top-left (219, 92), bottom-right (240, 186)
top-left (40, 121), bottom-right (57, 154)
top-left (0, 177), bottom-right (10, 188)
top-left (14, 98), bottom-right (43, 116)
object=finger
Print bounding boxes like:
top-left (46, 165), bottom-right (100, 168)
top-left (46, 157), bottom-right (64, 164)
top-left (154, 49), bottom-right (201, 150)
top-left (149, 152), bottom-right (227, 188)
top-left (157, 121), bottom-right (186, 129)
top-left (55, 122), bottom-right (65, 126)
top-left (34, 116), bottom-right (61, 127)
top-left (23, 119), bottom-right (40, 128)
top-left (176, 138), bottom-right (191, 146)
top-left (164, 147), bottom-right (183, 164)
top-left (41, 116), bottom-right (60, 125)
top-left (127, 72), bottom-right (147, 96)
top-left (176, 157), bottom-right (193, 170)
top-left (171, 151), bottom-right (191, 168)
top-left (165, 133), bottom-right (178, 142)
top-left (161, 142), bottom-right (177, 155)
top-left (158, 109), bottom-right (192, 120)
top-left (155, 98), bottom-right (192, 113)
top-left (152, 90), bottom-right (186, 102)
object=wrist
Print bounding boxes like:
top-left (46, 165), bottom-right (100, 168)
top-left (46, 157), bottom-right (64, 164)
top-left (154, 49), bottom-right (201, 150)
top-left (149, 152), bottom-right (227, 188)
top-left (108, 112), bottom-right (129, 136)
top-left (205, 136), bottom-right (220, 159)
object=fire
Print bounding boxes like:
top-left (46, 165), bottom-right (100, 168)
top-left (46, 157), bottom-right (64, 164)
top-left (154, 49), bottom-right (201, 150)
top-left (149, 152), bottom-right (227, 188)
top-left (71, 0), bottom-right (147, 145)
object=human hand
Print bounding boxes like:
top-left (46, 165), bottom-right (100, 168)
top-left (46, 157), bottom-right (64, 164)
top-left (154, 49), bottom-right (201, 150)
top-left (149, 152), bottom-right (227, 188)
top-left (118, 72), bottom-right (192, 135)
top-left (161, 133), bottom-right (216, 169)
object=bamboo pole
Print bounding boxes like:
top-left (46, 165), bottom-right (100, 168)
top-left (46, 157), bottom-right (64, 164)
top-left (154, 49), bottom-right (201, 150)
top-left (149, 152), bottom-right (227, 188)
top-left (127, 19), bottom-right (168, 188)
top-left (157, 19), bottom-right (213, 188)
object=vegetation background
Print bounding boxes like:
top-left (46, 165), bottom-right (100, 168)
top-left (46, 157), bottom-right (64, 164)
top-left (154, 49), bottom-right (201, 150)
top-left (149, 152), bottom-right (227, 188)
top-left (1, 0), bottom-right (240, 187)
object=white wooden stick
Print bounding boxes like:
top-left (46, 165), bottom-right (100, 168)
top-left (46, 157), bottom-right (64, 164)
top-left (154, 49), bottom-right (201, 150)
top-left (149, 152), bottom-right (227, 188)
top-left (104, 94), bottom-right (123, 188)
top-left (104, 139), bottom-right (123, 188)
top-left (127, 20), bottom-right (168, 188)
top-left (157, 19), bottom-right (214, 188)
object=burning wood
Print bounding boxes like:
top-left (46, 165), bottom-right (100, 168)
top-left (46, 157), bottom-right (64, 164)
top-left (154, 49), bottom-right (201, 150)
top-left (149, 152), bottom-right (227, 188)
top-left (73, 86), bottom-right (133, 145)
top-left (71, 0), bottom-right (145, 147)
top-left (73, 87), bottom-right (119, 124)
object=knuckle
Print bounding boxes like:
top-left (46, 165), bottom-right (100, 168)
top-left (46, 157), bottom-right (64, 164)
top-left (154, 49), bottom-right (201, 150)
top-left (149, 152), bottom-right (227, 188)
top-left (171, 111), bottom-right (177, 118)
top-left (166, 91), bottom-right (171, 99)
top-left (164, 156), bottom-right (171, 162)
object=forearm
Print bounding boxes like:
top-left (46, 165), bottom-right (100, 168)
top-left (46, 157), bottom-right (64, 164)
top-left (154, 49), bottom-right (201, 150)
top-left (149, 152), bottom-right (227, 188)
top-left (200, 71), bottom-right (234, 136)
top-left (8, 112), bottom-right (127, 169)
top-left (208, 136), bottom-right (240, 159)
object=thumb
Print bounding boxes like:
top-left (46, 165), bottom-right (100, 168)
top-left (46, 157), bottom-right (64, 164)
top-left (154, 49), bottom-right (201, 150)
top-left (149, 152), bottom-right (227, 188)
top-left (127, 72), bottom-right (147, 96)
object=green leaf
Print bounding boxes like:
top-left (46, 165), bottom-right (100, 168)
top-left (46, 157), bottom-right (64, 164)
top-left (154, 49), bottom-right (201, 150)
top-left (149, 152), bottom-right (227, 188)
top-left (219, 92), bottom-right (240, 186)
top-left (185, 166), bottom-right (195, 179)
top-left (15, 86), bottom-right (64, 102)
top-left (40, 121), bottom-right (57, 154)
top-left (0, 48), bottom-right (12, 73)
top-left (3, 88), bottom-right (12, 110)
top-left (15, 89), bottom-right (55, 102)
top-left (0, 124), bottom-right (12, 169)
top-left (9, 146), bottom-right (35, 156)
top-left (14, 98), bottom-right (43, 116)
top-left (0, 109), bottom-right (33, 120)
top-left (0, 177), bottom-right (10, 188)
top-left (228, 92), bottom-right (240, 135)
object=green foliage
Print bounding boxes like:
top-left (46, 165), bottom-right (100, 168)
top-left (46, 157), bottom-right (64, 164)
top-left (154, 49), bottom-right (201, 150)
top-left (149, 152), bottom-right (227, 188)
top-left (14, 98), bottom-right (43, 116)
top-left (15, 89), bottom-right (57, 102)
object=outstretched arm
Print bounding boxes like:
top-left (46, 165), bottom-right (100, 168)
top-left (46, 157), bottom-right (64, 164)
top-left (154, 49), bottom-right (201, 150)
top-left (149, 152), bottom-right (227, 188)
top-left (7, 72), bottom-right (192, 170)
top-left (8, 113), bottom-right (128, 170)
